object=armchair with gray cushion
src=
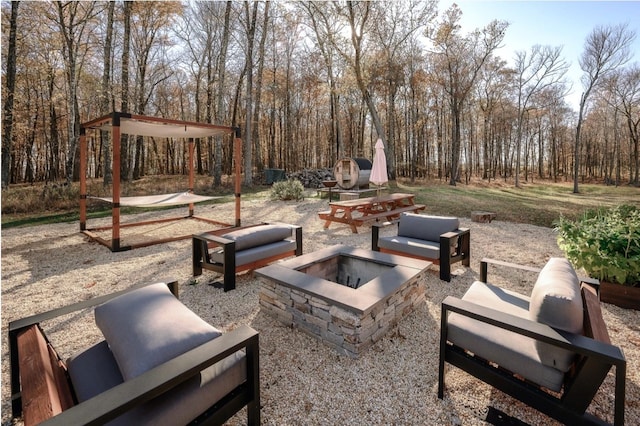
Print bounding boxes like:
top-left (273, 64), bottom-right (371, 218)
top-left (438, 258), bottom-right (626, 425)
top-left (9, 282), bottom-right (260, 426)
top-left (193, 222), bottom-right (303, 291)
top-left (372, 213), bottom-right (470, 281)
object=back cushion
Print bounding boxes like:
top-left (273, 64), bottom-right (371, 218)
top-left (398, 213), bottom-right (459, 242)
top-left (95, 283), bottom-right (221, 380)
top-left (222, 224), bottom-right (292, 251)
top-left (529, 258), bottom-right (583, 371)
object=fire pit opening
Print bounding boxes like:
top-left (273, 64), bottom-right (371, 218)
top-left (256, 245), bottom-right (432, 357)
top-left (300, 254), bottom-right (394, 289)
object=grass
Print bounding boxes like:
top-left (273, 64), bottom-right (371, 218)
top-left (2, 175), bottom-right (639, 229)
top-left (394, 179), bottom-right (640, 228)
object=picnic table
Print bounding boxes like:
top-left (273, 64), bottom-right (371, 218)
top-left (318, 192), bottom-right (426, 233)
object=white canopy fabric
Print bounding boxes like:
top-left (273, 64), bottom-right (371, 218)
top-left (95, 118), bottom-right (230, 139)
top-left (369, 138), bottom-right (388, 187)
top-left (90, 192), bottom-right (221, 208)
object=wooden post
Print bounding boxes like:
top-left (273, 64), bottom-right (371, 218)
top-left (188, 138), bottom-right (195, 217)
top-left (112, 113), bottom-right (121, 251)
top-left (234, 135), bottom-right (242, 227)
top-left (79, 127), bottom-right (87, 231)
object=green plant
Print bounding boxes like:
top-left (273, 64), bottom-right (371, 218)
top-left (269, 179), bottom-right (304, 201)
top-left (555, 204), bottom-right (640, 286)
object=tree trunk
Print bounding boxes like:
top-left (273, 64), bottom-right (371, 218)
top-left (213, 1), bottom-right (232, 187)
top-left (1, 1), bottom-right (19, 189)
top-left (252, 1), bottom-right (269, 173)
top-left (101, 1), bottom-right (114, 186)
top-left (121, 1), bottom-right (132, 180)
top-left (243, 2), bottom-right (258, 186)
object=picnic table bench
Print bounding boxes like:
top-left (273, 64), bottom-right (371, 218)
top-left (318, 193), bottom-right (425, 233)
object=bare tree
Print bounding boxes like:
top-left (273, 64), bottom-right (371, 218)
top-left (513, 45), bottom-right (568, 187)
top-left (53, 1), bottom-right (101, 182)
top-left (614, 64), bottom-right (640, 185)
top-left (299, 2), bottom-right (346, 163)
top-left (242, 1), bottom-right (259, 185)
top-left (120, 0), bottom-right (132, 179)
top-left (214, 1), bottom-right (233, 186)
top-left (1, 0), bottom-right (19, 188)
top-left (573, 23), bottom-right (635, 193)
top-left (430, 4), bottom-right (507, 185)
top-left (252, 1), bottom-right (270, 172)
top-left (101, 1), bottom-right (114, 185)
top-left (369, 0), bottom-right (437, 179)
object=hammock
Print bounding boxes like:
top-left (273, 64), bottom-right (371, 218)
top-left (90, 192), bottom-right (221, 208)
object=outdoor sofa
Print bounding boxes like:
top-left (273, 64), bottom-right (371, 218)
top-left (372, 213), bottom-right (470, 281)
top-left (193, 222), bottom-right (302, 291)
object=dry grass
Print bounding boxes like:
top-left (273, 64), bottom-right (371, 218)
top-left (2, 175), bottom-right (639, 229)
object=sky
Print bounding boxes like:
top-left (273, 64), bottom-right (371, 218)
top-left (438, 0), bottom-right (640, 110)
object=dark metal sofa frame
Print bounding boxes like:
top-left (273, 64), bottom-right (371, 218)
top-left (438, 258), bottom-right (626, 426)
top-left (371, 220), bottom-right (470, 281)
top-left (193, 223), bottom-right (303, 292)
top-left (9, 281), bottom-right (260, 426)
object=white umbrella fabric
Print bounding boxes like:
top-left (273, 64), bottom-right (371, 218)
top-left (369, 138), bottom-right (388, 196)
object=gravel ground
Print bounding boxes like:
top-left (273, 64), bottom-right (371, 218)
top-left (2, 194), bottom-right (639, 425)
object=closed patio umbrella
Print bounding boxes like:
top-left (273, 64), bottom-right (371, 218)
top-left (370, 138), bottom-right (388, 196)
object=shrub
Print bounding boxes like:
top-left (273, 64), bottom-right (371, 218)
top-left (269, 179), bottom-right (304, 201)
top-left (555, 204), bottom-right (640, 286)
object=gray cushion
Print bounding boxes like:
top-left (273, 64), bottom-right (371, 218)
top-left (211, 239), bottom-right (296, 266)
top-left (95, 283), bottom-right (222, 380)
top-left (222, 224), bottom-right (293, 251)
top-left (448, 281), bottom-right (566, 391)
top-left (68, 341), bottom-right (247, 426)
top-left (529, 257), bottom-right (582, 371)
top-left (397, 213), bottom-right (459, 242)
top-left (67, 340), bottom-right (124, 402)
top-left (377, 235), bottom-right (440, 260)
top-left (108, 352), bottom-right (246, 426)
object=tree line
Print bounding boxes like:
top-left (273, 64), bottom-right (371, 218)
top-left (1, 1), bottom-right (638, 192)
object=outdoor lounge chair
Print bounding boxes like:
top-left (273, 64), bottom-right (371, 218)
top-left (438, 257), bottom-right (626, 425)
top-left (372, 213), bottom-right (470, 281)
top-left (9, 281), bottom-right (260, 426)
top-left (193, 222), bottom-right (303, 291)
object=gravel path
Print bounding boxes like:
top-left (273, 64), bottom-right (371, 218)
top-left (2, 194), bottom-right (638, 425)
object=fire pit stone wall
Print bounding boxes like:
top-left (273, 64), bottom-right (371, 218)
top-left (256, 246), bottom-right (431, 357)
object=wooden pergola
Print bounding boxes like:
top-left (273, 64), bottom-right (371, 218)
top-left (79, 111), bottom-right (242, 252)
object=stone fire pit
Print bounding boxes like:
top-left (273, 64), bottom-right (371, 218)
top-left (255, 245), bottom-right (431, 357)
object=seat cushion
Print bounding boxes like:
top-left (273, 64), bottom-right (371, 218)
top-left (95, 283), bottom-right (222, 380)
top-left (397, 213), bottom-right (459, 242)
top-left (222, 224), bottom-right (293, 251)
top-left (377, 235), bottom-right (440, 260)
top-left (68, 342), bottom-right (247, 426)
top-left (529, 257), bottom-right (582, 371)
top-left (447, 281), bottom-right (566, 391)
top-left (211, 239), bottom-right (296, 267)
top-left (67, 340), bottom-right (124, 402)
top-left (108, 351), bottom-right (246, 426)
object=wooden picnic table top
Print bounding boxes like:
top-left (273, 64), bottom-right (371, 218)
top-left (328, 192), bottom-right (416, 209)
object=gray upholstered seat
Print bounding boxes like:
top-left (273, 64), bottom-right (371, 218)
top-left (8, 281), bottom-right (261, 425)
top-left (372, 213), bottom-right (470, 281)
top-left (193, 223), bottom-right (303, 291)
top-left (67, 283), bottom-right (250, 425)
top-left (211, 239), bottom-right (297, 267)
top-left (439, 257), bottom-right (627, 426)
top-left (447, 281), bottom-right (566, 391)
